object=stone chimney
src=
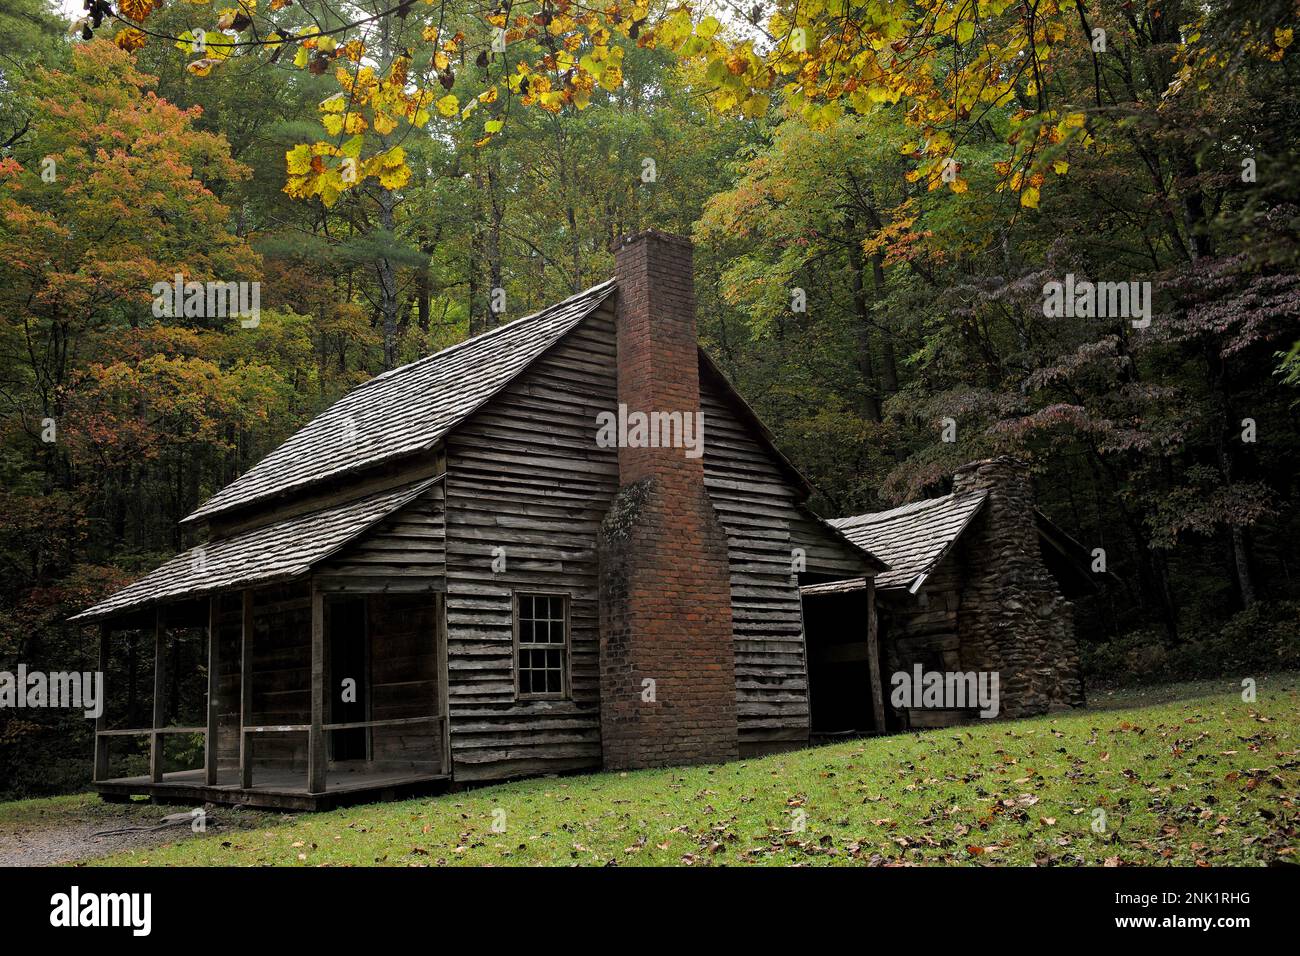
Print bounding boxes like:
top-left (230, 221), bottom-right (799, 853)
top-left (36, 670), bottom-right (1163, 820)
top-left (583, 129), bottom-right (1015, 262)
top-left (596, 230), bottom-right (739, 769)
top-left (952, 457), bottom-right (1085, 714)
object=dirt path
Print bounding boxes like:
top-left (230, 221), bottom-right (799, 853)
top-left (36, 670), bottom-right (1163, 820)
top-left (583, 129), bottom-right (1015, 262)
top-left (0, 797), bottom-right (276, 866)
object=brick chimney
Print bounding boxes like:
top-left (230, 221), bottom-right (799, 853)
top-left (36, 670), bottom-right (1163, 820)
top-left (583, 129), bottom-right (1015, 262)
top-left (596, 229), bottom-right (739, 769)
top-left (951, 457), bottom-right (1085, 714)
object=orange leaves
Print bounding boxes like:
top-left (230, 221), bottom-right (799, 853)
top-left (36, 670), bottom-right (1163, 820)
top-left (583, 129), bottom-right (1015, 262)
top-left (119, 0), bottom-right (160, 23)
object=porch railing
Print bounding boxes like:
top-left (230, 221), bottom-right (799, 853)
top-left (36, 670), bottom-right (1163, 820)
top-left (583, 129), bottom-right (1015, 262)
top-left (93, 726), bottom-right (207, 784)
top-left (240, 715), bottom-right (447, 792)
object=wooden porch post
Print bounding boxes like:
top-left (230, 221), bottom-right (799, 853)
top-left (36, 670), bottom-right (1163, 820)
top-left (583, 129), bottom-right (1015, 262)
top-left (204, 596), bottom-right (220, 785)
top-left (149, 607), bottom-right (166, 783)
top-left (239, 590), bottom-right (254, 789)
top-left (93, 622), bottom-right (110, 782)
top-left (436, 592), bottom-right (450, 776)
top-left (307, 583), bottom-right (326, 794)
top-left (866, 577), bottom-right (886, 733)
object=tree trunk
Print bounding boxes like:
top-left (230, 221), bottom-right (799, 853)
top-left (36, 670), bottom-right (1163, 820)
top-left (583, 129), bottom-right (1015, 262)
top-left (847, 243), bottom-right (882, 422)
top-left (376, 189), bottom-right (399, 370)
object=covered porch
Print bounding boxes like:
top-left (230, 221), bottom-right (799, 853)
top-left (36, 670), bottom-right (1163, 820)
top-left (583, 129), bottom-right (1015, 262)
top-left (71, 478), bottom-right (452, 810)
top-left (87, 583), bottom-right (449, 811)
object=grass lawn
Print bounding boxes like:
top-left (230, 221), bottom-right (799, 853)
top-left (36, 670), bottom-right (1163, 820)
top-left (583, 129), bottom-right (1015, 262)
top-left (51, 672), bottom-right (1300, 866)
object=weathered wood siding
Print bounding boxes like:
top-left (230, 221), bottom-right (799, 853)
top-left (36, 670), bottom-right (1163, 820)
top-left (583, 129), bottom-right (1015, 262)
top-left (443, 307), bottom-right (620, 781)
top-left (316, 480), bottom-right (446, 588)
top-left (698, 367), bottom-right (871, 754)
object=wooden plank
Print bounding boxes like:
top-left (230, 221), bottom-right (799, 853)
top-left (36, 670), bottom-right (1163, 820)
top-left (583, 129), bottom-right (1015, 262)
top-left (307, 583), bottom-right (326, 794)
top-left (867, 578), bottom-right (886, 733)
top-left (204, 596), bottom-right (219, 784)
top-left (93, 623), bottom-right (110, 782)
top-left (239, 590), bottom-right (254, 789)
top-left (437, 592), bottom-right (451, 776)
top-left (149, 608), bottom-right (166, 783)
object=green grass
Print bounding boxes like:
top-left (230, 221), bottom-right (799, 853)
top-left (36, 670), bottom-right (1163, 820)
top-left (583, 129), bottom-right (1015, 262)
top-left (59, 672), bottom-right (1300, 865)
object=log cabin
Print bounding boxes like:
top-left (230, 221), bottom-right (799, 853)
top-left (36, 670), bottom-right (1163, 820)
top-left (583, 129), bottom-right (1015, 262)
top-left (71, 230), bottom-right (891, 809)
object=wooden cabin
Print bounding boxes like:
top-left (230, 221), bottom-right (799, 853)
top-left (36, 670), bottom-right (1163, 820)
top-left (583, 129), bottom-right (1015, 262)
top-left (71, 230), bottom-right (887, 809)
top-left (802, 457), bottom-right (1095, 732)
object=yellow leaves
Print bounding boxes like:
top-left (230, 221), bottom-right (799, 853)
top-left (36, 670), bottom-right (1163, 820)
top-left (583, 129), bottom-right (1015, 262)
top-left (285, 144), bottom-right (312, 176)
top-left (740, 94), bottom-right (770, 119)
top-left (478, 86), bottom-right (499, 105)
top-left (598, 64), bottom-right (623, 92)
top-left (1020, 186), bottom-right (1040, 209)
top-left (435, 94), bottom-right (459, 118)
top-left (1052, 159), bottom-right (1069, 176)
top-left (433, 51), bottom-right (451, 71)
top-left (188, 59), bottom-right (220, 77)
top-left (293, 45), bottom-right (310, 68)
top-left (697, 15), bottom-right (722, 40)
top-left (369, 146), bottom-right (410, 190)
top-left (114, 28), bottom-right (147, 52)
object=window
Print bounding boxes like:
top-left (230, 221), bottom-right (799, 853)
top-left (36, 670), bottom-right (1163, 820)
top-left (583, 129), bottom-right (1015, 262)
top-left (514, 593), bottom-right (569, 699)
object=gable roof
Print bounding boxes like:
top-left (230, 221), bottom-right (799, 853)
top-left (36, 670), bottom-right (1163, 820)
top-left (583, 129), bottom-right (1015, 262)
top-left (827, 491), bottom-right (989, 593)
top-left (69, 478), bottom-right (440, 623)
top-left (184, 279), bottom-right (616, 526)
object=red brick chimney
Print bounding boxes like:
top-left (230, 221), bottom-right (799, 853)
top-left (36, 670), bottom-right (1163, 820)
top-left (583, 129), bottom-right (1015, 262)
top-left (597, 229), bottom-right (739, 769)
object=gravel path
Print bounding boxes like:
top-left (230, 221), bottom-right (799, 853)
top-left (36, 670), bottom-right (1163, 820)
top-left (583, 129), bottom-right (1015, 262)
top-left (0, 798), bottom-right (273, 866)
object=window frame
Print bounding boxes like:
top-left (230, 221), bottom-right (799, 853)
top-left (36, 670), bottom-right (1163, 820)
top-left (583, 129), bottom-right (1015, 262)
top-left (512, 590), bottom-right (572, 701)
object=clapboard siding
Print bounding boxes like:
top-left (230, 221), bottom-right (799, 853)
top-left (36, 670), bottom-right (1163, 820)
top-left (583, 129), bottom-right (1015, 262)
top-left (317, 481), bottom-right (447, 583)
top-left (699, 366), bottom-right (870, 753)
top-left (443, 306), bottom-right (619, 781)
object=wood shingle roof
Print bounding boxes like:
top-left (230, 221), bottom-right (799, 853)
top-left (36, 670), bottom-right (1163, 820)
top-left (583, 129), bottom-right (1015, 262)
top-left (183, 279), bottom-right (616, 525)
top-left (69, 478), bottom-right (440, 622)
top-left (824, 491), bottom-right (989, 593)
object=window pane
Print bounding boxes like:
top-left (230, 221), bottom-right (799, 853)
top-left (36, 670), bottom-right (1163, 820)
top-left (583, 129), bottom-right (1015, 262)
top-left (517, 594), bottom-right (568, 695)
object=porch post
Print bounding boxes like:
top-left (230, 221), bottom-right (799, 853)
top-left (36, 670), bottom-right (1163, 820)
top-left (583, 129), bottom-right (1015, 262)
top-left (866, 577), bottom-right (886, 733)
top-left (239, 590), bottom-right (254, 789)
top-left (204, 596), bottom-right (220, 785)
top-left (93, 622), bottom-right (110, 782)
top-left (307, 582), bottom-right (326, 794)
top-left (150, 607), bottom-right (166, 783)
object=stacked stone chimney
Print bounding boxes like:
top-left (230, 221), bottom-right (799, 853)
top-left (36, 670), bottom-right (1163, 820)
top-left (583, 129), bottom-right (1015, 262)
top-left (953, 457), bottom-right (1085, 715)
top-left (596, 230), bottom-right (739, 769)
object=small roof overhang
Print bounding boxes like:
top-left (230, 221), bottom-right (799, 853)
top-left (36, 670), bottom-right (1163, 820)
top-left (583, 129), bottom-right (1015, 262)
top-left (69, 478), bottom-right (440, 624)
top-left (825, 491), bottom-right (989, 595)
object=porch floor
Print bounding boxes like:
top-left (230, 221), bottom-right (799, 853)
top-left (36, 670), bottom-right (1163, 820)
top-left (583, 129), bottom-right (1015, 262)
top-left (94, 766), bottom-right (450, 811)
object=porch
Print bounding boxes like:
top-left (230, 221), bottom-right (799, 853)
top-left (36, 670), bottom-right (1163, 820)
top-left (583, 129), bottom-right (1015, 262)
top-left (89, 582), bottom-right (451, 811)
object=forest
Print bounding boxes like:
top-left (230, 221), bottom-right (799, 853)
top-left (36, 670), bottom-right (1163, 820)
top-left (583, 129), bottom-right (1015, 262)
top-left (1, 0), bottom-right (1297, 797)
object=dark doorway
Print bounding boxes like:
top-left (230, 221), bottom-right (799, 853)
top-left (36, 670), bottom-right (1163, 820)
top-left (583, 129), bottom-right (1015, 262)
top-left (802, 589), bottom-right (884, 735)
top-left (328, 597), bottom-right (368, 761)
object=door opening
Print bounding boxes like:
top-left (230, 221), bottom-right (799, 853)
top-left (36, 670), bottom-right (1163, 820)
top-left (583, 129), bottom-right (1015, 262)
top-left (328, 597), bottom-right (368, 761)
top-left (802, 589), bottom-right (886, 736)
